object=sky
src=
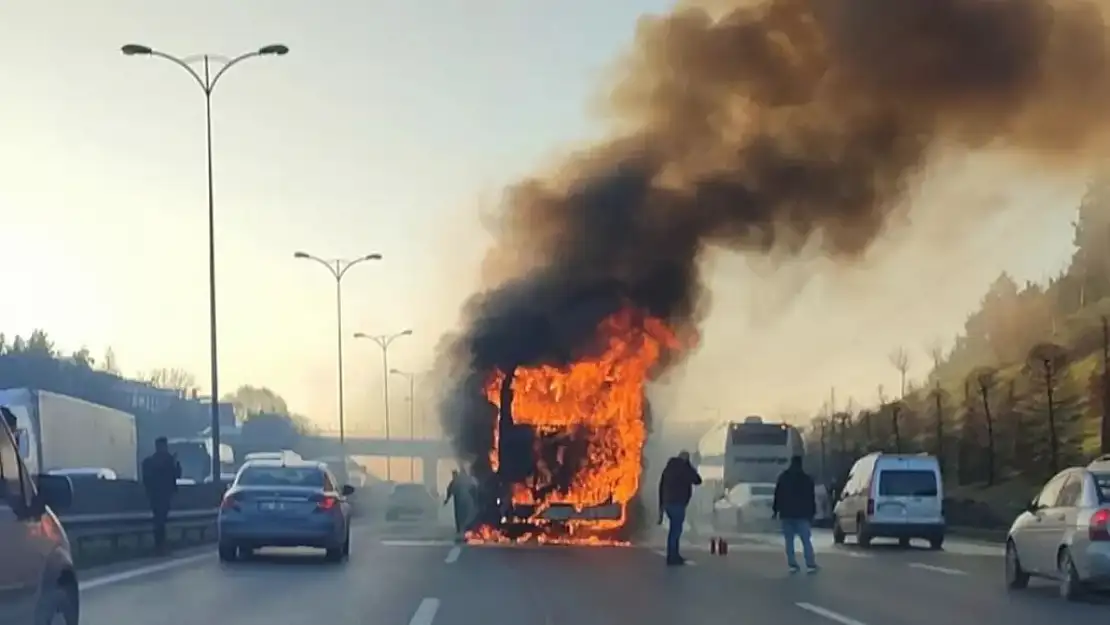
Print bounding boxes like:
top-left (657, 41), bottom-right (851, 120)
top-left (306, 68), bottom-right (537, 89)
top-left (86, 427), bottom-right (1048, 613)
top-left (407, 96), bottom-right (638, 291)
top-left (0, 1), bottom-right (1089, 441)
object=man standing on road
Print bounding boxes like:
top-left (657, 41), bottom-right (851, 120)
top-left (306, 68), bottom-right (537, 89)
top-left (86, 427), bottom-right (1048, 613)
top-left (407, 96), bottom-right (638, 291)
top-left (444, 469), bottom-right (473, 541)
top-left (772, 455), bottom-right (819, 574)
top-left (141, 436), bottom-right (181, 554)
top-left (657, 450), bottom-right (702, 566)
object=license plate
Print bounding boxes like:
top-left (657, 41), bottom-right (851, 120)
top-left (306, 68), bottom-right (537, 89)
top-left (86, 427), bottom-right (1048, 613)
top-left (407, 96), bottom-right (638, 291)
top-left (259, 501), bottom-right (283, 511)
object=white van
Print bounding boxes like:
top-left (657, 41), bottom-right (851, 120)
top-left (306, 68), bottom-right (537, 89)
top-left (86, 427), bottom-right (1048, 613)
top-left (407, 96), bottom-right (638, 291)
top-left (832, 452), bottom-right (945, 549)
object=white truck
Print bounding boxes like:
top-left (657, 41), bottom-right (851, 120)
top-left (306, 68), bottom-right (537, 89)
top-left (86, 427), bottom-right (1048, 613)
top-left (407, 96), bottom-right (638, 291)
top-left (0, 388), bottom-right (138, 480)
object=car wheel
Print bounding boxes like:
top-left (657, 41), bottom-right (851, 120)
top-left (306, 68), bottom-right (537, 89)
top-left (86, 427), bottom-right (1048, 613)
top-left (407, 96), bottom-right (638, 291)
top-left (35, 582), bottom-right (78, 625)
top-left (928, 535), bottom-right (944, 551)
top-left (218, 543), bottom-right (238, 562)
top-left (1005, 541), bottom-right (1029, 590)
top-left (856, 516), bottom-right (872, 547)
top-left (1058, 548), bottom-right (1084, 601)
top-left (342, 531), bottom-right (351, 557)
top-left (832, 519), bottom-right (846, 545)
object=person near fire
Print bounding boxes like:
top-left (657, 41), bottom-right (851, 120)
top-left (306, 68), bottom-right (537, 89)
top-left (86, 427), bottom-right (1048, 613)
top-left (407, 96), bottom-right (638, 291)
top-left (772, 454), bottom-right (819, 573)
top-left (657, 449), bottom-right (702, 566)
top-left (444, 468), bottom-right (475, 541)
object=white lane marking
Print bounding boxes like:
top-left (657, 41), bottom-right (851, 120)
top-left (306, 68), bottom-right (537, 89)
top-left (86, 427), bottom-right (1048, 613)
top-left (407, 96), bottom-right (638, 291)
top-left (444, 546), bottom-right (461, 564)
top-left (80, 552), bottom-right (211, 591)
top-left (381, 539), bottom-right (456, 547)
top-left (796, 602), bottom-right (869, 625)
top-left (409, 598), bottom-right (440, 625)
top-left (908, 562), bottom-right (967, 576)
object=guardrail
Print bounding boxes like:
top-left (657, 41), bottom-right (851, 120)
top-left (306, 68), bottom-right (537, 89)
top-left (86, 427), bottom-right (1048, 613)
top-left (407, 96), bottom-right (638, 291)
top-left (59, 508), bottom-right (219, 567)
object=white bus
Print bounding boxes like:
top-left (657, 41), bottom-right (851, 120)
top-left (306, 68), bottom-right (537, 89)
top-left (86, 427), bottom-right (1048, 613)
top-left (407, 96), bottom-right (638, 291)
top-left (694, 416), bottom-right (804, 505)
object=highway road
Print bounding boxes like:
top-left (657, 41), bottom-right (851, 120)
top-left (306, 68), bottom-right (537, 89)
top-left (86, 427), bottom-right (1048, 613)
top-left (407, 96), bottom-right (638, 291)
top-left (77, 522), bottom-right (1108, 625)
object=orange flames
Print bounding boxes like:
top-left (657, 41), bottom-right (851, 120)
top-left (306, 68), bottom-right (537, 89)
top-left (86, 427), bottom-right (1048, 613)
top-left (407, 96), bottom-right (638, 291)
top-left (468, 307), bottom-right (680, 545)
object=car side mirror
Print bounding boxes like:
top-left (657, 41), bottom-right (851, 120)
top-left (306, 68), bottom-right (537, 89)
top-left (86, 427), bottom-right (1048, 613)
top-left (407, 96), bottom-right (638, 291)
top-left (1025, 500), bottom-right (1040, 513)
top-left (35, 474), bottom-right (73, 513)
top-left (341, 484), bottom-right (356, 497)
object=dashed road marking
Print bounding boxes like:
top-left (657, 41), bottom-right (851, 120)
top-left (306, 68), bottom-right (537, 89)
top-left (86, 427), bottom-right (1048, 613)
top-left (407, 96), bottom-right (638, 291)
top-left (80, 552), bottom-right (211, 591)
top-left (409, 598), bottom-right (440, 625)
top-left (445, 546), bottom-right (461, 563)
top-left (908, 562), bottom-right (967, 576)
top-left (381, 539), bottom-right (456, 547)
top-left (796, 602), bottom-right (869, 625)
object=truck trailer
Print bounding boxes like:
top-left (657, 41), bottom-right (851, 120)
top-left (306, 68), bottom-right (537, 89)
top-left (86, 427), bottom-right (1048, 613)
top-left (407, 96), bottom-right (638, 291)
top-left (0, 388), bottom-right (138, 480)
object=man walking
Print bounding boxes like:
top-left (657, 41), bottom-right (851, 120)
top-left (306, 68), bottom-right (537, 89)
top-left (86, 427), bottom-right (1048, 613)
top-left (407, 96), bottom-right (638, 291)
top-left (141, 437), bottom-right (181, 554)
top-left (443, 469), bottom-right (474, 541)
top-left (657, 450), bottom-right (702, 566)
top-left (772, 455), bottom-right (819, 574)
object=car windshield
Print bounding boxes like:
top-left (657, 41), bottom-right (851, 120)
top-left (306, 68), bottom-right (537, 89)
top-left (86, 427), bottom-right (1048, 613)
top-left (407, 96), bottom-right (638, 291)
top-left (393, 485), bottom-right (428, 499)
top-left (1095, 472), bottom-right (1110, 503)
top-left (877, 469), bottom-right (938, 497)
top-left (237, 466), bottom-right (324, 488)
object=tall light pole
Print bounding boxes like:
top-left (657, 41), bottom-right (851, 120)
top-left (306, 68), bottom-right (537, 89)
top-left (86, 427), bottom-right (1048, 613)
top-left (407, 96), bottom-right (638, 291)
top-left (121, 42), bottom-right (289, 481)
top-left (390, 368), bottom-right (417, 481)
top-left (353, 330), bottom-right (412, 480)
top-left (294, 252), bottom-right (382, 452)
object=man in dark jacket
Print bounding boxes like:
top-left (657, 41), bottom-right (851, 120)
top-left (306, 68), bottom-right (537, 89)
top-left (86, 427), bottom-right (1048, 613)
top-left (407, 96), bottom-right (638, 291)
top-left (141, 437), bottom-right (181, 554)
top-left (772, 455), bottom-right (818, 573)
top-left (657, 450), bottom-right (702, 566)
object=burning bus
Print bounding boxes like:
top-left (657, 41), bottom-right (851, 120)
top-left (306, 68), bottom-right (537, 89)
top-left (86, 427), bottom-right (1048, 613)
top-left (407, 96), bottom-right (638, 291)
top-left (465, 307), bottom-right (680, 544)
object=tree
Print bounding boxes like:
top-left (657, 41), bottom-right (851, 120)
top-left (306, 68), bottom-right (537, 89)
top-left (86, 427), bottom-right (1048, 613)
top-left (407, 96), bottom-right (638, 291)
top-left (970, 367), bottom-right (998, 485)
top-left (142, 367), bottom-right (199, 395)
top-left (70, 346), bottom-right (94, 369)
top-left (1027, 343), bottom-right (1068, 474)
top-left (225, 385), bottom-right (289, 416)
top-left (24, 329), bottom-right (55, 358)
top-left (928, 385), bottom-right (948, 467)
top-left (239, 411), bottom-right (305, 454)
top-left (889, 347), bottom-right (911, 398)
top-left (101, 347), bottom-right (121, 375)
top-left (1103, 316), bottom-right (1110, 455)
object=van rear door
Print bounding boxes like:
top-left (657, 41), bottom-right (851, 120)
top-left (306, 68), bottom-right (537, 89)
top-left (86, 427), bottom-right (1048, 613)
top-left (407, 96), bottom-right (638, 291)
top-left (873, 461), bottom-right (941, 525)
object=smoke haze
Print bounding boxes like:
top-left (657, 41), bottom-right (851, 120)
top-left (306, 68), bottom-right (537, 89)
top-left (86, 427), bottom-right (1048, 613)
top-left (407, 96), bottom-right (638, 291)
top-left (436, 0), bottom-right (1110, 465)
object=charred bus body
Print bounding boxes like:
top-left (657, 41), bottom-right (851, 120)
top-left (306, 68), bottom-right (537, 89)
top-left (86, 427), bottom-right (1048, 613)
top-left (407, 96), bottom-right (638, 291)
top-left (470, 368), bottom-right (649, 542)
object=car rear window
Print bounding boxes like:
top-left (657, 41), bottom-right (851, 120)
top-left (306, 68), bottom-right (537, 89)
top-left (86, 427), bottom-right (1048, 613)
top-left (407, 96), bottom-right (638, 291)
top-left (1094, 473), bottom-right (1110, 503)
top-left (877, 469), bottom-right (938, 497)
top-left (750, 485), bottom-right (775, 496)
top-left (237, 467), bottom-right (324, 487)
top-left (730, 424), bottom-right (788, 446)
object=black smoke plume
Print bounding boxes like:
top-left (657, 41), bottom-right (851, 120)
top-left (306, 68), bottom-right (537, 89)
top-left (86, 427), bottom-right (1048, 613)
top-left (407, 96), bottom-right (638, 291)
top-left (437, 0), bottom-right (1110, 505)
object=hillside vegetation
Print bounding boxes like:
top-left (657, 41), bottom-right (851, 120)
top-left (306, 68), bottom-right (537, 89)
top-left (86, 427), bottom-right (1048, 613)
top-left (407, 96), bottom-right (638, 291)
top-left (802, 180), bottom-right (1110, 525)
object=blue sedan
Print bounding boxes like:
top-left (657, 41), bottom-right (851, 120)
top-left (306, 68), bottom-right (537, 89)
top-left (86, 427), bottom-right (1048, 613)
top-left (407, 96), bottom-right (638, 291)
top-left (217, 459), bottom-right (355, 563)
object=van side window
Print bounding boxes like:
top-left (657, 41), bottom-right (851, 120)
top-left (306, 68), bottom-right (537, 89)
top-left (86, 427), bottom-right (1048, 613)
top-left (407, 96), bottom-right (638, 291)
top-left (1054, 474), bottom-right (1082, 508)
top-left (1034, 474), bottom-right (1066, 508)
top-left (0, 422), bottom-right (29, 509)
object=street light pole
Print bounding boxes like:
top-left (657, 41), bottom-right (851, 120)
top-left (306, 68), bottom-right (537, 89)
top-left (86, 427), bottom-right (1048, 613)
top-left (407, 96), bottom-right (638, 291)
top-left (294, 252), bottom-right (382, 453)
top-left (121, 42), bottom-right (289, 481)
top-left (353, 330), bottom-right (412, 481)
top-left (390, 369), bottom-right (417, 481)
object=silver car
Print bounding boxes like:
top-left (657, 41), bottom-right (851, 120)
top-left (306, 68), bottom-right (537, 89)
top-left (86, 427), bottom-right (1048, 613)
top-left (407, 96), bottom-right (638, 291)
top-left (1005, 459), bottom-right (1110, 600)
top-left (217, 459), bottom-right (355, 563)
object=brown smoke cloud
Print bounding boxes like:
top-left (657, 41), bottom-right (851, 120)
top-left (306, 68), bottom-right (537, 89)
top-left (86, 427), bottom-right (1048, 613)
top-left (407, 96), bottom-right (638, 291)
top-left (438, 0), bottom-right (1110, 463)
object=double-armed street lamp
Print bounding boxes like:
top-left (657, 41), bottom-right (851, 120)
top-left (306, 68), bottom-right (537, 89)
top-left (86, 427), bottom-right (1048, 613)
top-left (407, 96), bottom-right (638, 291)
top-left (353, 330), bottom-right (412, 480)
top-left (294, 252), bottom-right (382, 451)
top-left (121, 42), bottom-right (289, 480)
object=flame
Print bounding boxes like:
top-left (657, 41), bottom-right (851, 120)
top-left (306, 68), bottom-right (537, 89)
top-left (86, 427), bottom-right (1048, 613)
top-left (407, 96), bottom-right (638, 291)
top-left (477, 307), bottom-right (680, 544)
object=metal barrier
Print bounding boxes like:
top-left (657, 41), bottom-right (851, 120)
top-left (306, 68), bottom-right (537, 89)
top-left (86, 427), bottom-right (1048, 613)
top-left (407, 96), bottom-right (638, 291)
top-left (59, 508), bottom-right (218, 564)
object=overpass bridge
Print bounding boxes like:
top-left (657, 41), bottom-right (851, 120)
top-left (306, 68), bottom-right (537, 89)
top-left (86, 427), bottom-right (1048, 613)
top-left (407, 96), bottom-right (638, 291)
top-left (301, 435), bottom-right (454, 493)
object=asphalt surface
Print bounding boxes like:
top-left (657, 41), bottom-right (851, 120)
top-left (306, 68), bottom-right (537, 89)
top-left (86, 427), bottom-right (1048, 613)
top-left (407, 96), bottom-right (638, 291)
top-left (78, 519), bottom-right (1110, 625)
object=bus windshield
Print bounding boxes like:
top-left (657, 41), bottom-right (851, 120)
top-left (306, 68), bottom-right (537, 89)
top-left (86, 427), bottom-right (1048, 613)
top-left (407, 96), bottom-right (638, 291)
top-left (731, 424), bottom-right (788, 446)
